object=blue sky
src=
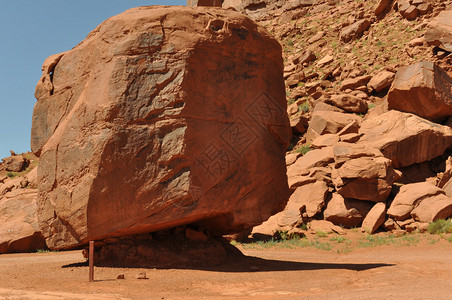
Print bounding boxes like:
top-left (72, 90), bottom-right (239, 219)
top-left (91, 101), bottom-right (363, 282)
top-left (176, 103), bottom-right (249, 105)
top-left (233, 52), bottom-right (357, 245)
top-left (0, 0), bottom-right (185, 159)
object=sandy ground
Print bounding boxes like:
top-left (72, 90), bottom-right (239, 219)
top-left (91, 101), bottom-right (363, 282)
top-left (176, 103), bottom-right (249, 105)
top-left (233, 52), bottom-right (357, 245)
top-left (0, 240), bottom-right (451, 300)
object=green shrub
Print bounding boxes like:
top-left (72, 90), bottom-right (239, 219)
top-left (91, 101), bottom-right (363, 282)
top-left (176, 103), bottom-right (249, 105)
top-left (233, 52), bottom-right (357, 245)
top-left (274, 230), bottom-right (302, 241)
top-left (298, 102), bottom-right (310, 113)
top-left (427, 219), bottom-right (452, 234)
top-left (296, 144), bottom-right (311, 155)
top-left (315, 230), bottom-right (328, 238)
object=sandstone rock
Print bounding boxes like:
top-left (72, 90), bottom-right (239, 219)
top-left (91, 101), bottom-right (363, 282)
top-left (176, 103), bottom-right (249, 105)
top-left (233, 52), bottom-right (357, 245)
top-left (286, 71), bottom-right (305, 87)
top-left (290, 113), bottom-right (309, 134)
top-left (317, 54), bottom-right (334, 66)
top-left (375, 0), bottom-right (393, 16)
top-left (333, 155), bottom-right (399, 202)
top-left (187, 0), bottom-right (223, 7)
top-left (387, 61), bottom-right (452, 121)
top-left (306, 111), bottom-right (361, 143)
top-left (287, 103), bottom-right (299, 115)
top-left (400, 5), bottom-right (418, 20)
top-left (309, 220), bottom-right (346, 235)
top-left (387, 182), bottom-right (445, 221)
top-left (361, 202), bottom-right (386, 234)
top-left (410, 193), bottom-right (452, 223)
top-left (384, 218), bottom-right (398, 231)
top-left (308, 166), bottom-right (332, 183)
top-left (358, 110), bottom-right (452, 168)
top-left (281, 0), bottom-right (315, 12)
top-left (425, 9), bottom-right (452, 52)
top-left (24, 167), bottom-right (38, 189)
top-left (408, 37), bottom-right (424, 47)
top-left (285, 153), bottom-right (300, 166)
top-left (287, 147), bottom-right (334, 189)
top-left (312, 102), bottom-right (344, 113)
top-left (339, 133), bottom-right (361, 143)
top-left (297, 49), bottom-right (316, 65)
top-left (332, 142), bottom-right (383, 165)
top-left (417, 3), bottom-right (431, 15)
top-left (285, 181), bottom-right (329, 219)
top-left (324, 193), bottom-right (373, 228)
top-left (311, 134), bottom-right (339, 149)
top-left (308, 31), bottom-right (324, 44)
top-left (437, 156), bottom-right (452, 188)
top-left (251, 212), bottom-right (284, 237)
top-left (396, 218), bottom-right (415, 229)
top-left (2, 156), bottom-right (27, 172)
top-left (340, 19), bottom-right (371, 43)
top-left (367, 71), bottom-right (395, 93)
top-left (31, 6), bottom-right (291, 249)
top-left (340, 75), bottom-right (372, 91)
top-left (326, 94), bottom-right (368, 114)
top-left (0, 189), bottom-right (46, 253)
top-left (0, 177), bottom-right (22, 197)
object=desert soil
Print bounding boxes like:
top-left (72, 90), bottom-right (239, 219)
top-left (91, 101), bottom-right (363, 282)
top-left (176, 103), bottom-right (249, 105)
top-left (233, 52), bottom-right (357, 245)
top-left (0, 238), bottom-right (451, 300)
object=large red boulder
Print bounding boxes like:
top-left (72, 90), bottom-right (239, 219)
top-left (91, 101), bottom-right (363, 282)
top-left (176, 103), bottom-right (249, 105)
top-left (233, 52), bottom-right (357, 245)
top-left (31, 6), bottom-right (290, 249)
top-left (387, 61), bottom-right (452, 121)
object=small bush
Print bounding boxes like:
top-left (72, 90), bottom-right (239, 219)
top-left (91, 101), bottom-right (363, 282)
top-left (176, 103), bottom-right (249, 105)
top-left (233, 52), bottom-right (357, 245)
top-left (315, 230), bottom-right (328, 238)
top-left (296, 143), bottom-right (311, 155)
top-left (330, 236), bottom-right (346, 243)
top-left (427, 219), bottom-right (452, 234)
top-left (298, 102), bottom-right (310, 113)
top-left (274, 230), bottom-right (302, 241)
top-left (6, 172), bottom-right (16, 178)
top-left (36, 249), bottom-right (50, 253)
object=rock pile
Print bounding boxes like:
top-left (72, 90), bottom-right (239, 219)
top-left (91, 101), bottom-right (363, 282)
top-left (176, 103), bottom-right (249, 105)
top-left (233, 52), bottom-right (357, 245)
top-left (31, 6), bottom-right (290, 250)
top-left (0, 154), bottom-right (45, 253)
top-left (253, 62), bottom-right (452, 237)
top-left (229, 0), bottom-right (452, 238)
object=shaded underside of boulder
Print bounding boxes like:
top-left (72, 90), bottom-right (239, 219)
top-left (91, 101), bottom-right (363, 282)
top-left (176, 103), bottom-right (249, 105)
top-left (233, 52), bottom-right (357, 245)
top-left (31, 6), bottom-right (290, 250)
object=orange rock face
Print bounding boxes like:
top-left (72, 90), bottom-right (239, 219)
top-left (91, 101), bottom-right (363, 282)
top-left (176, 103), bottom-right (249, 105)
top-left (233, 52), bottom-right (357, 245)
top-left (31, 6), bottom-right (290, 249)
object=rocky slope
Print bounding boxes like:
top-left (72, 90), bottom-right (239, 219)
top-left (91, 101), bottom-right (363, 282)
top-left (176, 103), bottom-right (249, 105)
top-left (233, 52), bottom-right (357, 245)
top-left (204, 0), bottom-right (452, 237)
top-left (0, 152), bottom-right (46, 253)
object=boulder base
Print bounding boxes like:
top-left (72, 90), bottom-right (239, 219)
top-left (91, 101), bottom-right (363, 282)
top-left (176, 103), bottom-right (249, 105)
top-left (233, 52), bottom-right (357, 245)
top-left (91, 227), bottom-right (244, 268)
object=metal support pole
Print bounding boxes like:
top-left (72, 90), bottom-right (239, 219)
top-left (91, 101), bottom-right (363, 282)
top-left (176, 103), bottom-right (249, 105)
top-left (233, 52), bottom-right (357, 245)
top-left (89, 241), bottom-right (94, 282)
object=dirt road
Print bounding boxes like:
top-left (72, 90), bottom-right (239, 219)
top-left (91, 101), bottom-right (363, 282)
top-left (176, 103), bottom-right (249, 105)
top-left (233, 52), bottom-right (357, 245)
top-left (0, 241), bottom-right (451, 299)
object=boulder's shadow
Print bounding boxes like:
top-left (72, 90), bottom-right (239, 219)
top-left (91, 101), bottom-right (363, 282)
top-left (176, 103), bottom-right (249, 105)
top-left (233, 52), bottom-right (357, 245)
top-left (62, 255), bottom-right (394, 273)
